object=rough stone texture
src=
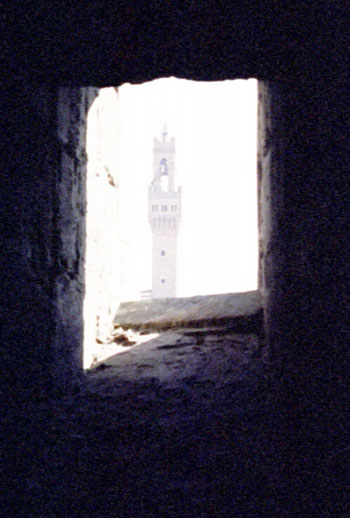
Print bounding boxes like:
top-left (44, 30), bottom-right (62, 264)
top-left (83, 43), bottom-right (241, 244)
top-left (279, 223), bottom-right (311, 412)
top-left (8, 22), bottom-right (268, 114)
top-left (258, 77), bottom-right (350, 496)
top-left (83, 87), bottom-right (121, 368)
top-left (257, 81), bottom-right (286, 349)
top-left (0, 86), bottom-right (97, 508)
top-left (13, 328), bottom-right (276, 517)
top-left (90, 326), bottom-right (265, 385)
top-left (5, 3), bottom-right (346, 84)
top-left (0, 86), bottom-right (98, 397)
top-left (54, 87), bottom-right (98, 387)
top-left (114, 290), bottom-right (262, 331)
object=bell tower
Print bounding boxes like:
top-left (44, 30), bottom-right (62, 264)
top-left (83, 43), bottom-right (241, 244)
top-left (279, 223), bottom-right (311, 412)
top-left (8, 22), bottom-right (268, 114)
top-left (148, 126), bottom-right (181, 298)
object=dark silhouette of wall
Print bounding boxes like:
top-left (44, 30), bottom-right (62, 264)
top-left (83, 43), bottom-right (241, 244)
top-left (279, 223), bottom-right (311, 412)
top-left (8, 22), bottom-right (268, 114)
top-left (2, 1), bottom-right (350, 514)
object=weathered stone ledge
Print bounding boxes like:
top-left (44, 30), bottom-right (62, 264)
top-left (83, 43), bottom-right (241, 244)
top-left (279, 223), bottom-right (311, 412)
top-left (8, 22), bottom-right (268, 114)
top-left (114, 290), bottom-right (263, 333)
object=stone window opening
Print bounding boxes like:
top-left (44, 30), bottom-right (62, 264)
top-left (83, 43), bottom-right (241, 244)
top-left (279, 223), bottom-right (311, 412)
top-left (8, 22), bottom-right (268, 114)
top-left (80, 78), bottom-right (260, 370)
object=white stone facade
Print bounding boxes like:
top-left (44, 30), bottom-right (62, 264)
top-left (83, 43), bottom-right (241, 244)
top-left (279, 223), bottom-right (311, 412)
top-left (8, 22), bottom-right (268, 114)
top-left (83, 88), bottom-right (121, 368)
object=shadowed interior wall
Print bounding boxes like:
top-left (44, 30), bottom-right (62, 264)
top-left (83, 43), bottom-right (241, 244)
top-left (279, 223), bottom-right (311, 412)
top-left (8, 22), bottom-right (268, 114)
top-left (2, 3), bottom-right (350, 510)
top-left (258, 78), bottom-right (350, 485)
top-left (0, 86), bottom-right (99, 400)
top-left (55, 87), bottom-right (99, 383)
top-left (0, 85), bottom-right (65, 399)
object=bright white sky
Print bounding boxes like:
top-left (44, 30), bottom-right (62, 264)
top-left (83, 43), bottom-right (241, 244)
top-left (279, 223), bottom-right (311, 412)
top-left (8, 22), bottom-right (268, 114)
top-left (118, 77), bottom-right (258, 300)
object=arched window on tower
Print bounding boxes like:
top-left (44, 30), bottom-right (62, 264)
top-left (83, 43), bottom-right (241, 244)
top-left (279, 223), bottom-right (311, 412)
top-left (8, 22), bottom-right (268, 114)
top-left (160, 158), bottom-right (168, 175)
top-left (160, 159), bottom-right (169, 192)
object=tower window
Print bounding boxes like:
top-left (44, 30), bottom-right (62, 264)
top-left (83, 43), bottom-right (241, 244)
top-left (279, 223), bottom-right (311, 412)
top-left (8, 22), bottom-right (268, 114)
top-left (161, 205), bottom-right (167, 211)
top-left (161, 250), bottom-right (165, 256)
top-left (171, 205), bottom-right (177, 212)
top-left (152, 204), bottom-right (158, 211)
top-left (160, 158), bottom-right (168, 174)
top-left (161, 279), bottom-right (165, 283)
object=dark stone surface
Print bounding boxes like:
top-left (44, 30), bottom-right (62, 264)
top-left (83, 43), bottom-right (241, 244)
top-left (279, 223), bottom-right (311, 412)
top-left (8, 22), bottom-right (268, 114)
top-left (4, 330), bottom-right (277, 517)
top-left (3, 3), bottom-right (349, 84)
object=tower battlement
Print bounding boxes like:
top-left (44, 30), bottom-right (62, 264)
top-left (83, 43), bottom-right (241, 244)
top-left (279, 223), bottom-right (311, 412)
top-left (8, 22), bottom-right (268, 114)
top-left (153, 136), bottom-right (176, 151)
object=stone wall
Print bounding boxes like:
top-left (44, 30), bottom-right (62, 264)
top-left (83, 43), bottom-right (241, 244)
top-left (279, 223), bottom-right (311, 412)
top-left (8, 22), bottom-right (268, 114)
top-left (3, 4), bottom-right (350, 511)
top-left (54, 87), bottom-right (97, 388)
top-left (257, 81), bottom-right (287, 354)
top-left (83, 88), bottom-right (121, 368)
top-left (257, 77), bottom-right (350, 490)
top-left (0, 85), bottom-right (64, 400)
top-left (0, 86), bottom-right (99, 397)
